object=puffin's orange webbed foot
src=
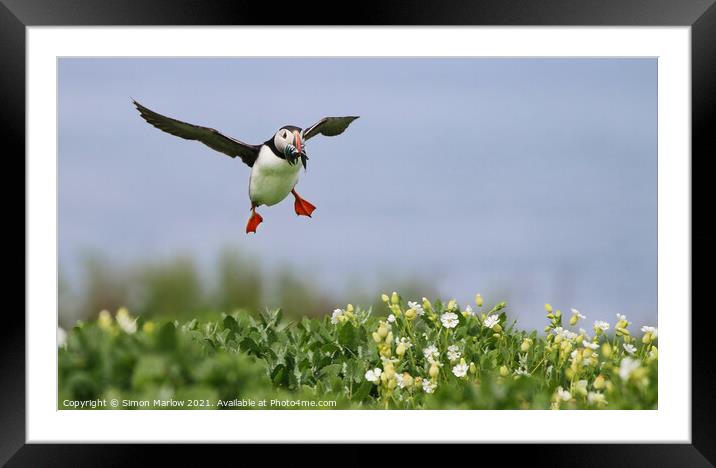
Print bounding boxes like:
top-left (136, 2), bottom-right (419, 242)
top-left (246, 206), bottom-right (263, 234)
top-left (292, 189), bottom-right (316, 217)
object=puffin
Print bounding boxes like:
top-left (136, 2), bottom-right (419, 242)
top-left (132, 100), bottom-right (358, 233)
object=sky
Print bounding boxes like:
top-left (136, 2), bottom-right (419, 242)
top-left (58, 58), bottom-right (657, 330)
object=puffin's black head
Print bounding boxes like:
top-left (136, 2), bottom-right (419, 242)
top-left (272, 125), bottom-right (308, 168)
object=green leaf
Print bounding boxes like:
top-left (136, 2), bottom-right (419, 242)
top-left (271, 364), bottom-right (288, 387)
top-left (319, 363), bottom-right (342, 379)
top-left (157, 322), bottom-right (177, 351)
top-left (321, 342), bottom-right (340, 355)
top-left (239, 337), bottom-right (262, 357)
top-left (223, 315), bottom-right (240, 334)
top-left (337, 322), bottom-right (359, 350)
top-left (351, 380), bottom-right (374, 401)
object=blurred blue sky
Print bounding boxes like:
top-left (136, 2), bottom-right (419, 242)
top-left (58, 58), bottom-right (657, 330)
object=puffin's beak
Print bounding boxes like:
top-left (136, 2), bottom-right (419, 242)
top-left (294, 131), bottom-right (302, 155)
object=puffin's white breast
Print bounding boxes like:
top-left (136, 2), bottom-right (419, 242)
top-left (249, 145), bottom-right (301, 206)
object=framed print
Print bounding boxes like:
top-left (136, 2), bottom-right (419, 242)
top-left (4, 0), bottom-right (714, 463)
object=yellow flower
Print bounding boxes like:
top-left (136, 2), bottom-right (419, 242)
top-left (142, 321), bottom-right (155, 333)
top-left (447, 299), bottom-right (457, 311)
top-left (405, 308), bottom-right (417, 321)
top-left (391, 291), bottom-right (400, 305)
top-left (401, 372), bottom-right (414, 388)
top-left (98, 309), bottom-right (113, 330)
top-left (344, 304), bottom-right (354, 318)
top-left (379, 344), bottom-right (392, 358)
top-left (593, 374), bottom-right (606, 390)
top-left (381, 294), bottom-right (390, 303)
top-left (648, 346), bottom-right (658, 361)
top-left (559, 340), bottom-right (573, 358)
top-left (429, 364), bottom-right (440, 378)
top-left (544, 303), bottom-right (553, 313)
top-left (601, 342), bottom-right (612, 359)
top-left (574, 379), bottom-right (588, 396)
top-left (475, 294), bottom-right (483, 308)
top-left (396, 342), bottom-right (407, 357)
top-left (499, 365), bottom-right (509, 377)
top-left (520, 338), bottom-right (532, 352)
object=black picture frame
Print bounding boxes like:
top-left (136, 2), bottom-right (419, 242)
top-left (4, 0), bottom-right (713, 464)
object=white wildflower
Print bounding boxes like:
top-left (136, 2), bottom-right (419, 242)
top-left (330, 309), bottom-right (344, 324)
top-left (422, 379), bottom-right (437, 393)
top-left (464, 305), bottom-right (474, 316)
top-left (616, 313), bottom-right (632, 326)
top-left (619, 357), bottom-right (641, 381)
top-left (571, 308), bottom-right (586, 319)
top-left (594, 320), bottom-right (610, 332)
top-left (623, 343), bottom-right (637, 355)
top-left (116, 308), bottom-right (137, 334)
top-left (440, 312), bottom-right (459, 329)
top-left (556, 386), bottom-right (571, 401)
top-left (387, 314), bottom-right (396, 323)
top-left (514, 367), bottom-right (529, 377)
top-left (423, 344), bottom-right (440, 361)
top-left (395, 372), bottom-right (404, 388)
top-left (587, 391), bottom-right (608, 406)
top-left (641, 326), bottom-right (657, 338)
top-left (57, 327), bottom-right (67, 348)
top-left (583, 340), bottom-right (599, 350)
top-left (518, 353), bottom-right (529, 368)
top-left (395, 336), bottom-right (412, 349)
top-left (483, 314), bottom-right (499, 329)
top-left (365, 368), bottom-right (382, 383)
top-left (408, 301), bottom-right (425, 316)
top-left (553, 327), bottom-right (577, 340)
top-left (447, 345), bottom-right (461, 361)
top-left (452, 362), bottom-right (468, 378)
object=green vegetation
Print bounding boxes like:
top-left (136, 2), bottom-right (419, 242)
top-left (58, 292), bottom-right (657, 410)
top-left (60, 250), bottom-right (435, 326)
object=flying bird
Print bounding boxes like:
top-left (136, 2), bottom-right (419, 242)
top-left (132, 100), bottom-right (358, 233)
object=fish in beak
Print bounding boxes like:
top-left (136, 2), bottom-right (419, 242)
top-left (295, 130), bottom-right (308, 169)
top-left (294, 130), bottom-right (302, 155)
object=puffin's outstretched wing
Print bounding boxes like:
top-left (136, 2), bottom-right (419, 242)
top-left (302, 116), bottom-right (359, 141)
top-left (133, 100), bottom-right (261, 167)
